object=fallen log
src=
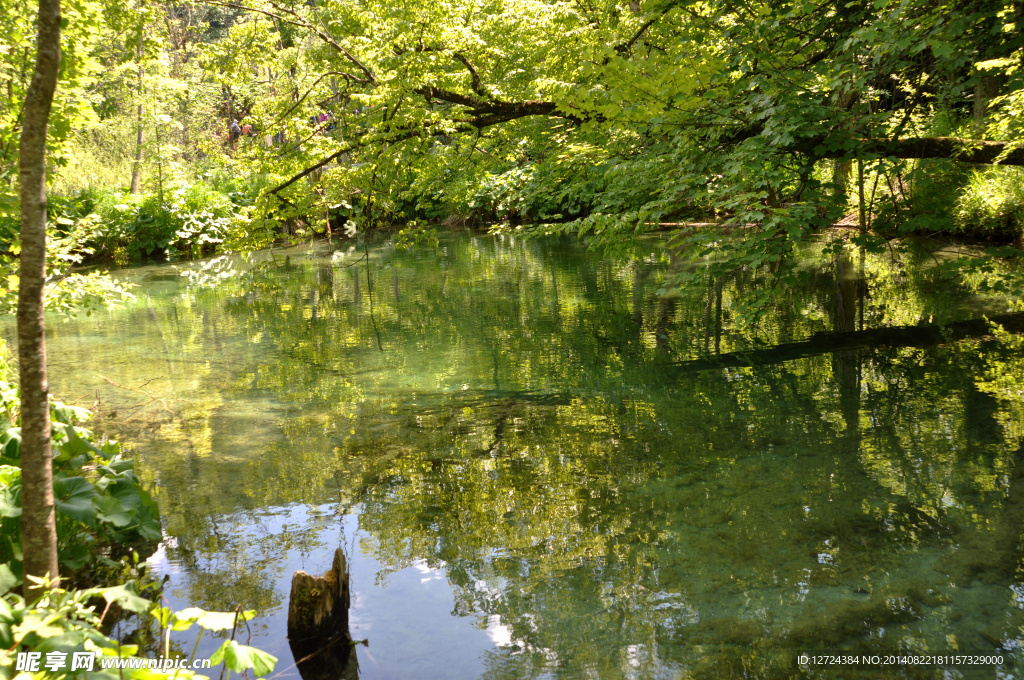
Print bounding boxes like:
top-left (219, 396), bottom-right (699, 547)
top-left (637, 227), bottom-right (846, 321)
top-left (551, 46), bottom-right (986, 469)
top-left (722, 126), bottom-right (1024, 166)
top-left (672, 311), bottom-right (1024, 373)
top-left (817, 136), bottom-right (1024, 166)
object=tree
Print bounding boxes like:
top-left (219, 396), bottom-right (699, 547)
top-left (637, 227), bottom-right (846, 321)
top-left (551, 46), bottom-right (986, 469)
top-left (18, 0), bottom-right (62, 595)
top-left (196, 0), bottom-right (1022, 282)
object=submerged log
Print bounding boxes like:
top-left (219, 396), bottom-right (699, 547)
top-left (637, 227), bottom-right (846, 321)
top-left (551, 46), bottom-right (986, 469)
top-left (287, 548), bottom-right (351, 644)
top-left (672, 311), bottom-right (1024, 373)
top-left (289, 637), bottom-right (359, 680)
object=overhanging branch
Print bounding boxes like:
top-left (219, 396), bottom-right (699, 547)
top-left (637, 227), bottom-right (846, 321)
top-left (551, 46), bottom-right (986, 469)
top-left (672, 311), bottom-right (1024, 373)
top-left (266, 123), bottom-right (475, 196)
top-left (415, 85), bottom-right (563, 127)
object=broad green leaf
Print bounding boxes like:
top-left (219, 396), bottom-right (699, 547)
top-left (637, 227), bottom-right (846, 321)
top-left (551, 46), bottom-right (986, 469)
top-left (211, 640), bottom-right (277, 676)
top-left (195, 609), bottom-right (255, 631)
top-left (93, 495), bottom-right (132, 527)
top-left (0, 563), bottom-right (18, 595)
top-left (102, 583), bottom-right (153, 614)
top-left (53, 476), bottom-right (100, 527)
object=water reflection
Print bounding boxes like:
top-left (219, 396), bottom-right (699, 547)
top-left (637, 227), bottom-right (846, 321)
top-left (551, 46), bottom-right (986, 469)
top-left (24, 232), bottom-right (1024, 678)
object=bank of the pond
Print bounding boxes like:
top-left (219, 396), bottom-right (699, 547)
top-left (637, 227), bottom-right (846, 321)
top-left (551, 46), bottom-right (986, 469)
top-left (30, 157), bottom-right (1024, 277)
top-left (15, 231), bottom-right (1024, 679)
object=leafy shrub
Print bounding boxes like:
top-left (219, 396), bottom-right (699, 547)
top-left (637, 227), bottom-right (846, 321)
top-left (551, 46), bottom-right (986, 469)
top-left (0, 390), bottom-right (277, 680)
top-left (0, 573), bottom-right (277, 680)
top-left (86, 183), bottom-right (238, 263)
top-left (954, 167), bottom-right (1024, 241)
top-left (463, 146), bottom-right (614, 223)
top-left (0, 384), bottom-right (161, 576)
top-left (194, 170), bottom-right (275, 208)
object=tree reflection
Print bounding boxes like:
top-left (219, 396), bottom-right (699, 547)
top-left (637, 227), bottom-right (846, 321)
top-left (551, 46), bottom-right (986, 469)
top-left (37, 232), bottom-right (1024, 677)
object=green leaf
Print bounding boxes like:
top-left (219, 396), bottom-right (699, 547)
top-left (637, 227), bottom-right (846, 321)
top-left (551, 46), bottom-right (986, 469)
top-left (0, 465), bottom-right (19, 486)
top-left (0, 485), bottom-right (20, 519)
top-left (211, 640), bottom-right (277, 676)
top-left (51, 402), bottom-right (92, 425)
top-left (0, 563), bottom-right (19, 595)
top-left (102, 583), bottom-right (153, 614)
top-left (53, 476), bottom-right (100, 527)
top-left (108, 476), bottom-right (157, 513)
top-left (59, 542), bottom-right (92, 570)
top-left (93, 495), bottom-right (132, 527)
top-left (1, 430), bottom-right (20, 462)
top-left (195, 609), bottom-right (255, 631)
top-left (12, 612), bottom-right (64, 640)
top-left (169, 607), bottom-right (204, 631)
top-left (136, 506), bottom-right (163, 541)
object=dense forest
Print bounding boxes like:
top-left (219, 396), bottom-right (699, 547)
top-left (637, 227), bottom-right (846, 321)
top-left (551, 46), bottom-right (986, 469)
top-left (2, 0), bottom-right (1024, 275)
top-left (2, 0), bottom-right (1024, 676)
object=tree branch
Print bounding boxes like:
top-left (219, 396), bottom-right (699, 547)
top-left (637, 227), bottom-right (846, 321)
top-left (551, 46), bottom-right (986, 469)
top-left (850, 137), bottom-right (1024, 165)
top-left (615, 17), bottom-right (658, 55)
top-left (453, 53), bottom-right (489, 100)
top-left (202, 0), bottom-right (376, 84)
top-left (613, 1), bottom-right (681, 56)
top-left (266, 124), bottom-right (475, 196)
top-left (267, 143), bottom-right (355, 195)
top-left (272, 71), bottom-right (355, 125)
top-left (267, 0), bottom-right (376, 85)
top-left (672, 311), bottom-right (1024, 373)
top-left (415, 85), bottom-right (567, 127)
top-left (391, 41), bottom-right (445, 55)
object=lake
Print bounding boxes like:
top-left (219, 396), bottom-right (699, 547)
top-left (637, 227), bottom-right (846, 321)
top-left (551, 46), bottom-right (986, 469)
top-left (30, 230), bottom-right (1024, 678)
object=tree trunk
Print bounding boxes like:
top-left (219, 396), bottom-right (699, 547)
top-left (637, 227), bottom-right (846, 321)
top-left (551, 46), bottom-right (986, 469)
top-left (832, 90), bottom-right (858, 202)
top-left (130, 99), bottom-right (143, 193)
top-left (287, 548), bottom-right (351, 643)
top-left (18, 0), bottom-right (62, 598)
top-left (130, 38), bottom-right (144, 195)
top-left (287, 549), bottom-right (357, 680)
top-left (973, 74), bottom-right (999, 136)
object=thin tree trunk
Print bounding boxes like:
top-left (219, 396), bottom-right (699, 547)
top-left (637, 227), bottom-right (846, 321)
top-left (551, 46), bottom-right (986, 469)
top-left (155, 116), bottom-right (163, 205)
top-left (18, 0), bottom-right (62, 598)
top-left (857, 159), bottom-right (866, 232)
top-left (130, 97), bottom-right (143, 193)
top-left (973, 74), bottom-right (999, 137)
top-left (832, 90), bottom-right (857, 202)
top-left (130, 37), bottom-right (144, 194)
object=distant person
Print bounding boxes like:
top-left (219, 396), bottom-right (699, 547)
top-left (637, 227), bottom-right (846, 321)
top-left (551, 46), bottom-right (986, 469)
top-left (229, 119), bottom-right (241, 149)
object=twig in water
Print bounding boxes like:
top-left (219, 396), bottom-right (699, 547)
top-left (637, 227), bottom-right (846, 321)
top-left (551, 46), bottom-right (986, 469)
top-left (96, 374), bottom-right (179, 415)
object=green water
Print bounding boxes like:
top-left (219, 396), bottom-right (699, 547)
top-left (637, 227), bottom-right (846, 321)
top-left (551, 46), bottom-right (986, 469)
top-left (29, 231), bottom-right (1024, 678)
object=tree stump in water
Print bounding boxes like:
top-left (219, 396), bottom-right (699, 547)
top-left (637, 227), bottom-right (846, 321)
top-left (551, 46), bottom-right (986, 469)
top-left (288, 548), bottom-right (351, 642)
